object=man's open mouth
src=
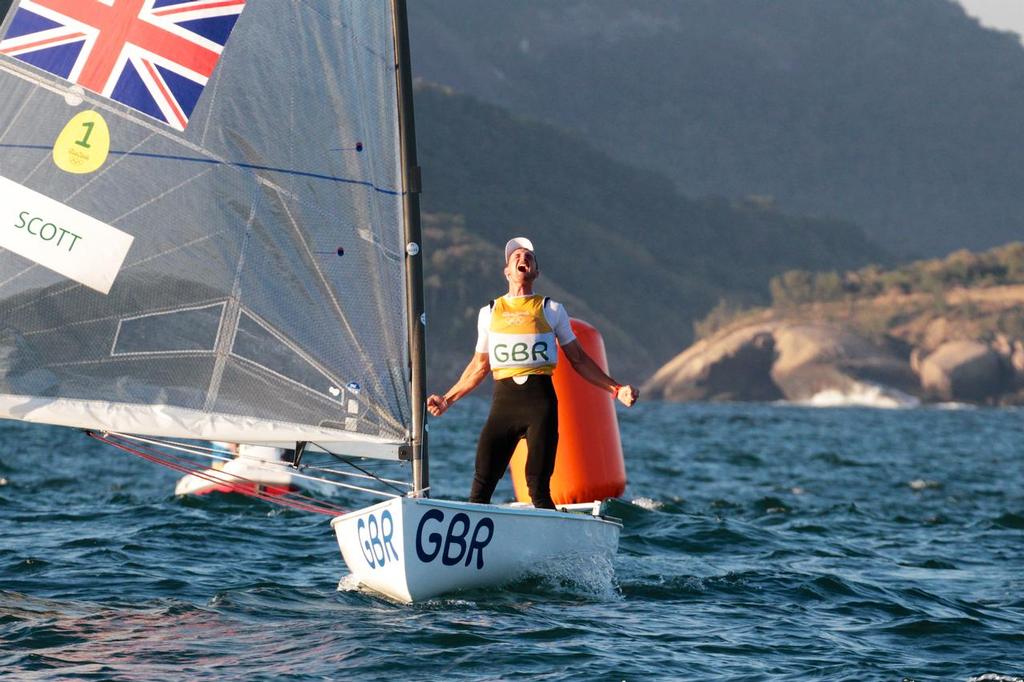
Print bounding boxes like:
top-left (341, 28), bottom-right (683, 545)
top-left (517, 264), bottom-right (527, 272)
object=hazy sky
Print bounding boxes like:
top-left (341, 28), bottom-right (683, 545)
top-left (957, 0), bottom-right (1024, 43)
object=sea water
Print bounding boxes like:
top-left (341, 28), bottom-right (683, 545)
top-left (1, 401), bottom-right (1022, 680)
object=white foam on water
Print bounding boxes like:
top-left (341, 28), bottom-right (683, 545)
top-left (426, 597), bottom-right (477, 607)
top-left (631, 497), bottom-right (663, 511)
top-left (799, 382), bottom-right (920, 409)
top-left (525, 551), bottom-right (622, 602)
top-left (336, 552), bottom-right (619, 603)
top-left (909, 478), bottom-right (942, 491)
top-left (935, 401), bottom-right (975, 410)
top-left (336, 574), bottom-right (361, 594)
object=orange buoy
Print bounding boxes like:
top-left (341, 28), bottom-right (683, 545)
top-left (510, 319), bottom-right (627, 504)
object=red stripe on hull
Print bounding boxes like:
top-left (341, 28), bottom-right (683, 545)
top-left (189, 483), bottom-right (298, 497)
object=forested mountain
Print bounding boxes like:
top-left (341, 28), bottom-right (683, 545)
top-left (410, 0), bottom-right (1024, 258)
top-left (414, 85), bottom-right (884, 383)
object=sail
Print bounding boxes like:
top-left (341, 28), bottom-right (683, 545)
top-left (0, 2), bottom-right (411, 457)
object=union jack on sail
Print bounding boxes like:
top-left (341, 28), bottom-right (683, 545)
top-left (0, 0), bottom-right (246, 131)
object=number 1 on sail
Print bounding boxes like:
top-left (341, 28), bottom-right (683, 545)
top-left (75, 121), bottom-right (94, 149)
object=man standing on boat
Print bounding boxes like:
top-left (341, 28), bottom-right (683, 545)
top-left (427, 237), bottom-right (638, 509)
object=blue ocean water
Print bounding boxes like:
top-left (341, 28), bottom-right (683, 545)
top-left (1, 401), bottom-right (1022, 680)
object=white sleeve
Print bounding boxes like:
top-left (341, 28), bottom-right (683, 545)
top-left (474, 305), bottom-right (491, 354)
top-left (546, 300), bottom-right (576, 346)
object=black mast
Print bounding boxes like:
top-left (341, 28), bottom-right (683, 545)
top-left (391, 0), bottom-right (428, 496)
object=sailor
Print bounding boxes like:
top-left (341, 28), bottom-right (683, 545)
top-left (426, 237), bottom-right (639, 509)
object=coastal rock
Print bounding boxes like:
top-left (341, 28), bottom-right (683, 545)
top-left (770, 324), bottom-right (919, 401)
top-left (642, 324), bottom-right (782, 401)
top-left (1013, 340), bottom-right (1024, 371)
top-left (648, 320), bottom-right (1020, 405)
top-left (1012, 340), bottom-right (1024, 385)
top-left (645, 322), bottom-right (917, 403)
top-left (910, 346), bottom-right (924, 374)
top-left (918, 340), bottom-right (1005, 402)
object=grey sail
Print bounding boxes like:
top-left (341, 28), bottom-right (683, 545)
top-left (0, 2), bottom-right (411, 457)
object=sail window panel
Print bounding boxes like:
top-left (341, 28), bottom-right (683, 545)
top-left (230, 311), bottom-right (342, 404)
top-left (111, 303), bottom-right (225, 356)
top-left (212, 360), bottom-right (333, 424)
top-left (210, 360), bottom-right (400, 443)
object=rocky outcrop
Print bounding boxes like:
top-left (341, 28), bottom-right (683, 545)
top-left (645, 318), bottom-right (1024, 404)
top-left (643, 324), bottom-right (782, 401)
top-left (645, 252), bottom-right (1024, 404)
top-left (770, 325), bottom-right (918, 401)
top-left (918, 340), bottom-right (1005, 402)
top-left (644, 322), bottom-right (916, 403)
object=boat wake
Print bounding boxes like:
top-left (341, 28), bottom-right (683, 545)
top-left (336, 574), bottom-right (362, 596)
top-left (630, 497), bottom-right (664, 511)
top-left (336, 550), bottom-right (621, 604)
top-left (515, 551), bottom-right (621, 602)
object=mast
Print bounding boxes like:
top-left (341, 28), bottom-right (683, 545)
top-left (391, 0), bottom-right (428, 496)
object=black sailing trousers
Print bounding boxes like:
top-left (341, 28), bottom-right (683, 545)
top-left (469, 374), bottom-right (558, 509)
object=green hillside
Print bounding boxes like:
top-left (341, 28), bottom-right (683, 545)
top-left (415, 84), bottom-right (886, 384)
top-left (769, 243), bottom-right (1024, 307)
top-left (694, 242), bottom-right (1024, 350)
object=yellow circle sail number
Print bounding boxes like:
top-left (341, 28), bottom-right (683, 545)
top-left (53, 111), bottom-right (110, 174)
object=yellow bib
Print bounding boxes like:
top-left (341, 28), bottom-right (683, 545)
top-left (488, 295), bottom-right (557, 379)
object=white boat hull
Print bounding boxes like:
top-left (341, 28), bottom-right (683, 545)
top-left (174, 457), bottom-right (295, 497)
top-left (331, 497), bottom-right (621, 602)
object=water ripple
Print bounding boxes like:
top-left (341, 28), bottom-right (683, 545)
top-left (1, 404), bottom-right (1022, 679)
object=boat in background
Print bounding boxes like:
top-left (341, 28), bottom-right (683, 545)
top-left (174, 443), bottom-right (296, 497)
top-left (0, 1), bottom-right (621, 602)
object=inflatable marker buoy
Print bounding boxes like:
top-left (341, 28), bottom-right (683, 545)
top-left (510, 319), bottom-right (627, 505)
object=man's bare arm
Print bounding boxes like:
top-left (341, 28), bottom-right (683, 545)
top-left (427, 352), bottom-right (491, 416)
top-left (561, 340), bottom-right (639, 406)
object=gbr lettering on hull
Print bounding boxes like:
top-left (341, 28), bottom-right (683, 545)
top-left (357, 510), bottom-right (399, 569)
top-left (415, 509), bottom-right (494, 570)
top-left (355, 507), bottom-right (496, 572)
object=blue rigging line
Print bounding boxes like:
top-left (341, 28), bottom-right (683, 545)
top-left (0, 143), bottom-right (401, 196)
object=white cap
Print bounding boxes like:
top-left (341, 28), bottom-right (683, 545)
top-left (504, 237), bottom-right (534, 263)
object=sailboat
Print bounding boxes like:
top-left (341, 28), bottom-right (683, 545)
top-left (173, 442), bottom-right (297, 497)
top-left (0, 0), bottom-right (621, 603)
